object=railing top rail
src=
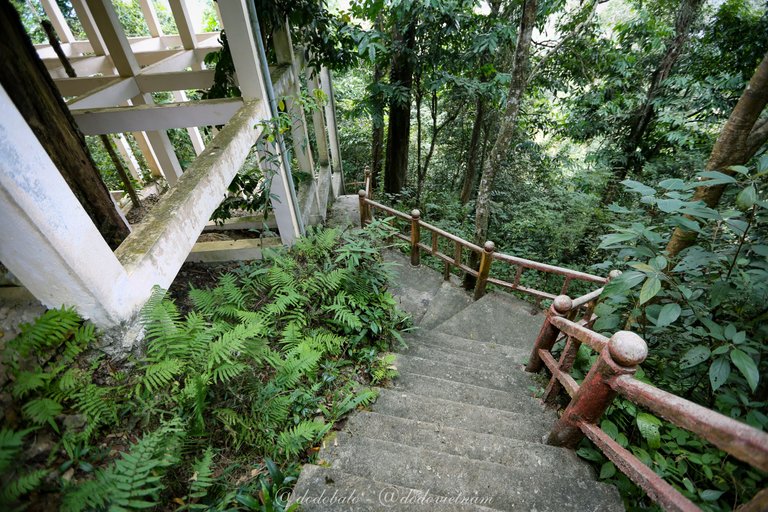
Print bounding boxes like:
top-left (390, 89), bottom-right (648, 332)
top-left (613, 375), bottom-right (768, 473)
top-left (418, 220), bottom-right (483, 253)
top-left (549, 315), bottom-right (608, 352)
top-left (492, 252), bottom-right (607, 284)
top-left (570, 287), bottom-right (604, 308)
top-left (364, 198), bottom-right (410, 221)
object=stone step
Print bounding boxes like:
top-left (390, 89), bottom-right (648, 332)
top-left (371, 388), bottom-right (552, 442)
top-left (319, 434), bottom-right (624, 512)
top-left (433, 291), bottom-right (543, 348)
top-left (419, 280), bottom-right (474, 328)
top-left (290, 465), bottom-right (499, 511)
top-left (384, 250), bottom-right (444, 324)
top-left (392, 371), bottom-right (545, 415)
top-left (394, 353), bottom-right (531, 393)
top-left (404, 331), bottom-right (530, 363)
top-left (345, 412), bottom-right (593, 479)
top-left (400, 342), bottom-right (526, 374)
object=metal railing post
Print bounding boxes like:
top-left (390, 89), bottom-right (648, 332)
top-left (526, 295), bottom-right (572, 372)
top-left (358, 190), bottom-right (369, 228)
top-left (473, 241), bottom-right (495, 300)
top-left (410, 209), bottom-right (421, 266)
top-left (547, 331), bottom-right (647, 448)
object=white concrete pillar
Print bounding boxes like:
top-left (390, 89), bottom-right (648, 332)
top-left (306, 69), bottom-right (330, 167)
top-left (116, 134), bottom-right (143, 181)
top-left (0, 85), bottom-right (130, 326)
top-left (258, 139), bottom-right (301, 245)
top-left (320, 67), bottom-right (343, 181)
top-left (216, 0), bottom-right (268, 100)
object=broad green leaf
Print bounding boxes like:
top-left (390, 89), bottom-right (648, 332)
top-left (659, 178), bottom-right (687, 190)
top-left (639, 277), bottom-right (661, 305)
top-left (680, 345), bottom-right (710, 369)
top-left (656, 199), bottom-right (685, 213)
top-left (599, 461), bottom-right (616, 479)
top-left (700, 490), bottom-right (724, 501)
top-left (636, 412), bottom-right (662, 449)
top-left (709, 357), bottom-right (731, 392)
top-left (599, 232), bottom-right (638, 248)
top-left (602, 271), bottom-right (645, 296)
top-left (757, 154), bottom-right (768, 173)
top-left (730, 349), bottom-right (759, 392)
top-left (576, 447), bottom-right (603, 462)
top-left (656, 303), bottom-right (681, 327)
top-left (697, 171), bottom-right (737, 186)
top-left (601, 419), bottom-right (619, 440)
top-left (727, 165), bottom-right (750, 175)
top-left (621, 179), bottom-right (656, 196)
top-left (736, 184), bottom-right (757, 210)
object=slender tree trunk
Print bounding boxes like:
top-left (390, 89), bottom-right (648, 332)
top-left (601, 0), bottom-right (704, 205)
top-left (370, 15), bottom-right (385, 189)
top-left (464, 0), bottom-right (537, 289)
top-left (415, 76), bottom-right (423, 202)
top-left (0, 3), bottom-right (129, 249)
top-left (384, 18), bottom-right (416, 195)
top-left (473, 0), bottom-right (537, 244)
top-left (666, 51), bottom-right (768, 258)
top-left (461, 97), bottom-right (486, 204)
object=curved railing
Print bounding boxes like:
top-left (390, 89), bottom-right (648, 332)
top-left (356, 172), bottom-right (768, 511)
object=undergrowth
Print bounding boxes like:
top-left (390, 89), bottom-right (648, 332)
top-left (0, 223), bottom-right (409, 511)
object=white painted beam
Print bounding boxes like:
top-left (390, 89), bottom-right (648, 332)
top-left (168, 0), bottom-right (197, 50)
top-left (67, 78), bottom-right (139, 109)
top-left (136, 70), bottom-right (214, 93)
top-left (173, 90), bottom-right (206, 154)
top-left (54, 76), bottom-right (117, 97)
top-left (85, 0), bottom-right (140, 76)
top-left (70, 0), bottom-right (107, 55)
top-left (40, 0), bottom-right (75, 43)
top-left (139, 0), bottom-right (163, 37)
top-left (72, 98), bottom-right (243, 134)
top-left (132, 131), bottom-right (164, 178)
top-left (320, 67), bottom-right (343, 185)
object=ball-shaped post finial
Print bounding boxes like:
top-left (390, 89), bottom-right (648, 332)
top-left (483, 241), bottom-right (496, 253)
top-left (358, 189), bottom-right (367, 198)
top-left (552, 295), bottom-right (573, 314)
top-left (608, 269), bottom-right (623, 281)
top-left (609, 331), bottom-right (648, 367)
top-left (411, 209), bottom-right (421, 219)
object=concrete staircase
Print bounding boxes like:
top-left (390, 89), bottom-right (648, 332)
top-left (291, 249), bottom-right (624, 511)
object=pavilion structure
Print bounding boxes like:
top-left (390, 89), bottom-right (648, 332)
top-left (0, 0), bottom-right (345, 340)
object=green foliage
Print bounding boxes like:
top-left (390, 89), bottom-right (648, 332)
top-left (2, 226), bottom-right (405, 509)
top-left (580, 169), bottom-right (768, 510)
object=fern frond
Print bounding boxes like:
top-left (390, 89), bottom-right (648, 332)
top-left (0, 469), bottom-right (47, 504)
top-left (276, 420), bottom-right (328, 460)
top-left (0, 428), bottom-right (32, 475)
top-left (11, 369), bottom-right (49, 399)
top-left (142, 358), bottom-right (184, 393)
top-left (22, 398), bottom-right (62, 431)
top-left (183, 446), bottom-right (215, 508)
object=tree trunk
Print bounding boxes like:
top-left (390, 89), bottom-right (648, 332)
top-left (601, 0), bottom-right (704, 205)
top-left (473, 0), bottom-right (537, 245)
top-left (461, 97), bottom-right (486, 204)
top-left (0, 3), bottom-right (130, 249)
top-left (370, 15), bottom-right (385, 189)
top-left (464, 0), bottom-right (537, 289)
top-left (666, 51), bottom-right (768, 258)
top-left (384, 17), bottom-right (416, 195)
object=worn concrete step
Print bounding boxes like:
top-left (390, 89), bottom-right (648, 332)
top-left (392, 371), bottom-right (544, 415)
top-left (384, 250), bottom-right (444, 324)
top-left (371, 388), bottom-right (552, 442)
top-left (404, 331), bottom-right (530, 363)
top-left (320, 434), bottom-right (624, 512)
top-left (394, 353), bottom-right (530, 393)
top-left (419, 280), bottom-right (474, 329)
top-left (290, 465), bottom-right (499, 511)
top-left (400, 342), bottom-right (526, 374)
top-left (434, 291), bottom-right (543, 348)
top-left (345, 412), bottom-right (593, 479)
